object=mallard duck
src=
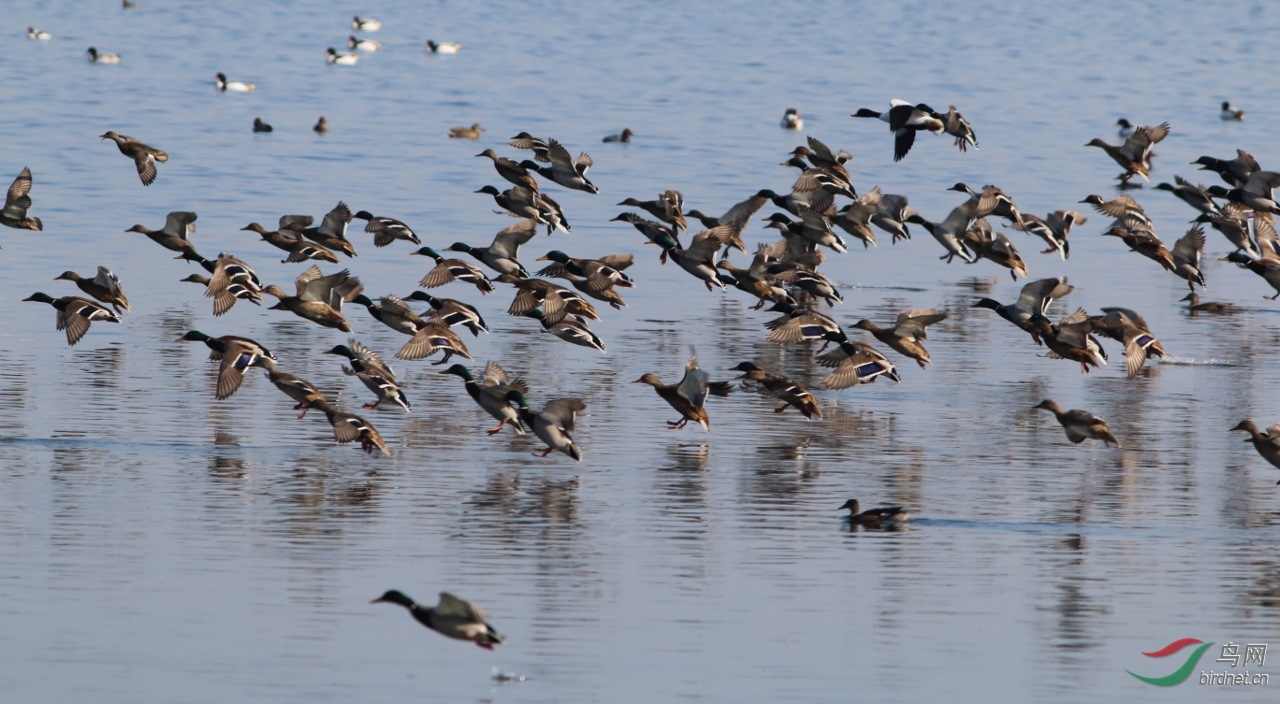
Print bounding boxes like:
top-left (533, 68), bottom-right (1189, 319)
top-left (611, 212), bottom-right (680, 262)
top-left (1195, 203), bottom-right (1257, 257)
top-left (767, 264), bottom-right (842, 307)
top-left (949, 183), bottom-right (1022, 227)
top-left (313, 116), bottom-right (329, 134)
top-left (1101, 217), bottom-right (1175, 272)
top-left (352, 15), bottom-right (381, 31)
top-left (394, 321), bottom-right (472, 364)
top-left (257, 358), bottom-right (325, 418)
top-left (1229, 421), bottom-right (1280, 481)
top-left (307, 399), bottom-right (389, 455)
top-left (1011, 210), bottom-right (1086, 260)
top-left (831, 187), bottom-right (883, 248)
top-left (1221, 101), bottom-right (1245, 121)
top-left (524, 138), bottom-right (597, 193)
top-left (179, 274), bottom-right (261, 311)
top-left (280, 202), bottom-right (356, 257)
top-left (871, 192), bottom-right (914, 243)
top-left (618, 191), bottom-right (688, 233)
top-left (839, 499), bottom-right (909, 526)
top-left (440, 363), bottom-right (527, 435)
top-left (446, 218), bottom-right (538, 278)
top-left (261, 265), bottom-right (359, 332)
top-left (961, 221), bottom-right (1027, 280)
top-left (100, 131), bottom-right (167, 186)
top-left (1191, 149), bottom-right (1259, 189)
top-left (1032, 400), bottom-right (1120, 447)
top-left (448, 123), bottom-right (484, 139)
top-left (853, 309), bottom-right (947, 369)
top-left (851, 99), bottom-right (944, 162)
top-left (762, 208), bottom-right (847, 253)
top-left (906, 200), bottom-right (978, 263)
top-left (603, 128), bottom-right (633, 143)
top-left (327, 339), bottom-right (410, 412)
top-left (175, 331), bottom-right (274, 400)
top-left (325, 48), bottom-right (360, 65)
top-left (403, 291), bottom-right (488, 336)
top-left (731, 362), bottom-right (821, 418)
top-left (348, 35), bottom-right (381, 51)
top-left (1169, 224), bottom-right (1206, 291)
top-left (178, 251), bottom-right (264, 316)
top-left (763, 303), bottom-right (845, 346)
top-left (475, 184), bottom-right (569, 234)
top-left (86, 47), bottom-right (121, 63)
top-left (245, 223), bottom-right (341, 263)
top-left (126, 211), bottom-right (197, 253)
top-left (501, 275), bottom-right (600, 323)
top-left (506, 392), bottom-right (585, 461)
top-left (781, 108), bottom-right (803, 130)
top-left (1, 167), bottom-right (42, 231)
top-left (716, 251), bottom-right (795, 310)
top-left (24, 293), bottom-right (120, 346)
top-left (348, 294), bottom-right (428, 335)
top-left (214, 72), bottom-right (255, 91)
top-left (1179, 293), bottom-right (1235, 314)
top-left (1220, 223), bottom-right (1280, 299)
top-left (1028, 310), bottom-right (1108, 374)
top-left (972, 277), bottom-right (1074, 344)
top-left (940, 105), bottom-right (979, 152)
top-left (54, 267), bottom-right (130, 313)
top-left (1090, 307), bottom-right (1165, 378)
top-left (1080, 193), bottom-right (1151, 228)
top-left (476, 149), bottom-right (540, 193)
top-left (816, 341), bottom-right (901, 390)
top-left (412, 247), bottom-right (494, 295)
top-left (425, 40), bottom-right (461, 54)
top-left (372, 591), bottom-right (504, 649)
top-left (632, 356), bottom-right (732, 431)
top-left (1154, 176), bottom-right (1220, 217)
top-left (1206, 170), bottom-right (1280, 216)
top-left (666, 228), bottom-right (736, 291)
top-left (353, 211), bottom-right (420, 247)
top-left (523, 309), bottom-right (606, 352)
top-left (536, 251), bottom-right (634, 292)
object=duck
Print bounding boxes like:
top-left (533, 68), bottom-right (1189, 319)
top-left (618, 190), bottom-right (688, 233)
top-left (23, 293), bottom-right (120, 346)
top-left (1179, 292), bottom-right (1235, 314)
top-left (1089, 307), bottom-right (1166, 378)
top-left (1032, 400), bottom-right (1120, 447)
top-left (971, 276), bottom-right (1074, 344)
top-left (252, 117), bottom-right (273, 133)
top-left (313, 116), bottom-right (329, 134)
top-left (325, 48), bottom-right (360, 65)
top-left (1220, 250), bottom-right (1280, 299)
top-left (831, 187), bottom-right (884, 248)
top-left (1191, 149), bottom-right (1259, 188)
top-left (279, 202), bottom-right (356, 257)
top-left (27, 27), bottom-right (51, 40)
top-left (520, 146), bottom-right (598, 194)
top-left (1205, 170), bottom-right (1280, 215)
top-left (1101, 217), bottom-right (1175, 272)
top-left (763, 303), bottom-right (845, 346)
top-left (603, 128), bottom-right (633, 143)
top-left (961, 222), bottom-right (1028, 281)
top-left (839, 499), bottom-right (909, 527)
top-left (326, 339), bottom-right (411, 412)
top-left (349, 294), bottom-right (429, 335)
top-left (175, 330), bottom-right (273, 400)
top-left (1080, 193), bottom-right (1151, 228)
top-left (1169, 224), bottom-right (1207, 291)
top-left (54, 267), bottom-right (130, 313)
top-left (214, 73), bottom-right (254, 92)
top-left (425, 40), bottom-right (461, 54)
top-left (348, 35), bottom-right (381, 52)
top-left (179, 274), bottom-right (262, 312)
top-left (394, 320), bottom-right (473, 364)
top-left (1154, 176), bottom-right (1220, 217)
top-left (715, 257), bottom-right (794, 310)
top-left (948, 183), bottom-right (1023, 227)
top-left (500, 276), bottom-right (600, 323)
top-left (816, 341), bottom-right (900, 390)
top-left (1, 167), bottom-right (43, 231)
top-left (853, 309), bottom-right (948, 369)
top-left (871, 192), bottom-right (915, 243)
top-left (762, 210), bottom-right (847, 254)
top-left (352, 210), bottom-right (420, 247)
top-left (611, 212), bottom-right (680, 261)
top-left (536, 250), bottom-right (635, 293)
top-left (447, 123), bottom-right (484, 140)
top-left (307, 399), bottom-right (389, 455)
top-left (100, 131), bottom-right (167, 186)
top-left (1011, 210), bottom-right (1085, 260)
top-left (352, 16), bottom-right (381, 31)
top-left (412, 247), bottom-right (495, 294)
top-left (523, 309), bottom-right (606, 352)
top-left (404, 291), bottom-right (489, 336)
top-left (939, 105), bottom-right (979, 152)
top-left (765, 261), bottom-right (843, 307)
top-left (1084, 122), bottom-right (1170, 185)
top-left (446, 218), bottom-right (538, 277)
top-left (476, 149), bottom-right (541, 193)
top-left (1028, 309), bottom-right (1108, 374)
top-left (176, 251), bottom-right (263, 316)
top-left (731, 362), bottom-right (821, 419)
top-left (242, 222), bottom-right (338, 263)
top-left (1115, 118), bottom-right (1136, 139)
top-left (851, 99), bottom-right (944, 161)
top-left (371, 591), bottom-right (505, 649)
top-left (505, 392), bottom-right (585, 461)
top-left (1220, 101), bottom-right (1245, 121)
top-left (666, 228), bottom-right (733, 291)
top-left (86, 47), bottom-right (121, 63)
top-left (780, 108), bottom-right (803, 130)
top-left (1229, 421), bottom-right (1280, 481)
top-left (440, 363), bottom-right (527, 435)
top-left (125, 211), bottom-right (197, 253)
top-left (633, 356), bottom-right (733, 431)
top-left (906, 200), bottom-right (978, 263)
top-left (476, 184), bottom-right (569, 234)
top-left (261, 265), bottom-right (360, 332)
top-left (1194, 204), bottom-right (1258, 257)
top-left (257, 358), bottom-right (325, 419)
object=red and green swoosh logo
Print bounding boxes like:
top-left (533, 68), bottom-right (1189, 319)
top-left (1127, 638), bottom-right (1214, 686)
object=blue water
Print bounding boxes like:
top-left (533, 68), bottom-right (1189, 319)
top-left (2, 1), bottom-right (1279, 702)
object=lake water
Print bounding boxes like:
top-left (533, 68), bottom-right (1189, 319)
top-left (2, 1), bottom-right (1280, 702)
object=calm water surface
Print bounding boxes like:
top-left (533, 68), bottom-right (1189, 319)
top-left (2, 1), bottom-right (1280, 702)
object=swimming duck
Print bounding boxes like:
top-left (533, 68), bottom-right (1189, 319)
top-left (176, 330), bottom-right (273, 400)
top-left (1191, 149), bottom-right (1259, 189)
top-left (372, 590), bottom-right (504, 649)
top-left (476, 149), bottom-right (541, 193)
top-left (506, 392), bottom-right (585, 461)
top-left (425, 40), bottom-right (461, 54)
top-left (100, 131), bottom-right (167, 186)
top-left (257, 358), bottom-right (325, 419)
top-left (1115, 118), bottom-right (1136, 139)
top-left (961, 222), bottom-right (1028, 281)
top-left (125, 211), bottom-right (197, 253)
top-left (1229, 421), bottom-right (1280, 481)
top-left (1179, 292), bottom-right (1235, 314)
top-left (633, 356), bottom-right (732, 431)
top-left (177, 251), bottom-right (263, 316)
top-left (352, 210), bottom-right (420, 247)
top-left (325, 48), bottom-right (360, 65)
top-left (1032, 400), bottom-right (1120, 447)
top-left (54, 267), bottom-right (130, 313)
top-left (348, 35), bottom-right (381, 51)
top-left (1084, 122), bottom-right (1169, 185)
top-left (307, 399), bottom-right (389, 455)
top-left (327, 339), bottom-right (411, 412)
top-left (1221, 101), bottom-right (1245, 121)
top-left (839, 499), bottom-right (909, 527)
top-left (394, 320), bottom-right (472, 364)
top-left (252, 117), bottom-right (273, 133)
top-left (853, 309), bottom-right (948, 369)
top-left (1090, 307), bottom-right (1165, 378)
top-left (313, 116), bottom-right (329, 133)
top-left (781, 108), bottom-right (803, 130)
top-left (214, 73), bottom-right (255, 92)
top-left (1, 167), bottom-right (42, 231)
top-left (404, 291), bottom-right (488, 336)
top-left (280, 202), bottom-right (356, 257)
top-left (448, 123), bottom-right (484, 140)
top-left (27, 27), bottom-right (51, 40)
top-left (352, 16), bottom-right (381, 31)
top-left (971, 276), bottom-right (1074, 344)
top-left (501, 276), bottom-right (600, 323)
top-left (446, 218), bottom-right (538, 278)
top-left (523, 309), bottom-right (606, 352)
top-left (261, 265), bottom-right (360, 332)
top-left (441, 363), bottom-right (528, 435)
top-left (731, 362), bottom-right (821, 418)
top-left (86, 47), bottom-right (121, 63)
top-left (1028, 310), bottom-right (1108, 374)
top-left (851, 99), bottom-right (944, 161)
top-left (816, 341), bottom-right (901, 390)
top-left (906, 200), bottom-right (978, 263)
top-left (603, 128), bottom-right (633, 143)
top-left (412, 247), bottom-right (495, 294)
top-left (24, 293), bottom-right (120, 346)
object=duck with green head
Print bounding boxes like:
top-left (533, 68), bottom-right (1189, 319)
top-left (412, 247), bottom-right (494, 294)
top-left (24, 292), bottom-right (120, 346)
top-left (371, 590), bottom-right (505, 649)
top-left (440, 363), bottom-right (526, 435)
top-left (505, 391), bottom-right (584, 461)
top-left (176, 330), bottom-right (275, 400)
top-left (404, 290), bottom-right (488, 336)
top-left (326, 339), bottom-right (410, 412)
top-left (839, 499), bottom-right (909, 527)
